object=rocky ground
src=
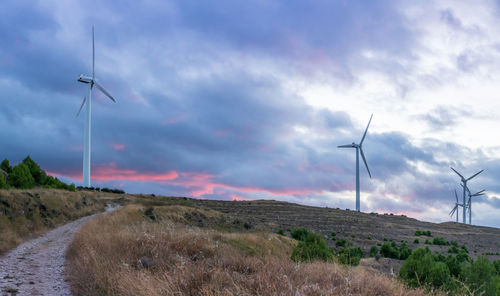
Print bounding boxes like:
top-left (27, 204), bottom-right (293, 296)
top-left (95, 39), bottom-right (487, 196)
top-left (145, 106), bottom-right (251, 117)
top-left (0, 205), bottom-right (117, 296)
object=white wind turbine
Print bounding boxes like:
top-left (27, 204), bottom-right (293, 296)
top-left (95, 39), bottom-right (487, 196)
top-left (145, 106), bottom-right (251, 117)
top-left (338, 114), bottom-right (373, 212)
top-left (450, 167), bottom-right (483, 224)
top-left (77, 26), bottom-right (116, 187)
top-left (449, 189), bottom-right (462, 223)
top-left (464, 186), bottom-right (485, 225)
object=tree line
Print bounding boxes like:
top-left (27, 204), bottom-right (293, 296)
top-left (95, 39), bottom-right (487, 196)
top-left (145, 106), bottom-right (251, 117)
top-left (0, 156), bottom-right (75, 191)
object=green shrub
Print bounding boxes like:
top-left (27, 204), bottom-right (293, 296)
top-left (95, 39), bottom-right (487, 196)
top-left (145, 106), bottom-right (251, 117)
top-left (415, 230), bottom-right (432, 237)
top-left (369, 245), bottom-right (379, 257)
top-left (380, 242), bottom-right (400, 259)
top-left (399, 248), bottom-right (435, 287)
top-left (338, 246), bottom-right (363, 266)
top-left (335, 238), bottom-right (347, 247)
top-left (9, 163), bottom-right (34, 189)
top-left (494, 260), bottom-right (500, 275)
top-left (290, 228), bottom-right (309, 241)
top-left (414, 238), bottom-right (419, 244)
top-left (276, 229), bottom-right (285, 236)
top-left (432, 237), bottom-right (448, 246)
top-left (429, 262), bottom-right (451, 287)
top-left (291, 230), bottom-right (333, 263)
top-left (399, 241), bottom-right (412, 260)
top-left (331, 232), bottom-right (336, 237)
top-left (448, 245), bottom-right (459, 254)
top-left (445, 255), bottom-right (461, 278)
top-left (464, 256), bottom-right (496, 294)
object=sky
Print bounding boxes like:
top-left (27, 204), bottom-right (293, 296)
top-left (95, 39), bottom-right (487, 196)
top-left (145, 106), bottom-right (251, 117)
top-left (1, 0), bottom-right (500, 228)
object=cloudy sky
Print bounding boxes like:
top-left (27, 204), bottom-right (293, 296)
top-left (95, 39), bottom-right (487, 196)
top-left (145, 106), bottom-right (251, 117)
top-left (1, 0), bottom-right (500, 227)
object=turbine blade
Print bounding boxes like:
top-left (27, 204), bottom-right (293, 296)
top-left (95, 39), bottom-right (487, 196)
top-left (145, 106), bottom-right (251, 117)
top-left (76, 96), bottom-right (87, 116)
top-left (94, 82), bottom-right (116, 102)
top-left (472, 190), bottom-right (485, 196)
top-left (360, 114), bottom-right (373, 145)
top-left (338, 144), bottom-right (354, 148)
top-left (360, 148), bottom-right (371, 178)
top-left (92, 25), bottom-right (95, 80)
top-left (454, 189), bottom-right (458, 203)
top-left (466, 169), bottom-right (484, 181)
top-left (449, 206), bottom-right (457, 216)
top-left (450, 167), bottom-right (465, 180)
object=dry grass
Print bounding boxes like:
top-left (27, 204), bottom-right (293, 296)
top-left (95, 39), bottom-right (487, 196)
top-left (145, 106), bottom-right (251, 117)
top-left (0, 188), bottom-right (107, 255)
top-left (67, 205), bottom-right (430, 296)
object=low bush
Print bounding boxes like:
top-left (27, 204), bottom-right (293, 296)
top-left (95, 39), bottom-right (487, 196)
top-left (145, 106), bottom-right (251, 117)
top-left (338, 246), bottom-right (363, 266)
top-left (432, 237), bottom-right (449, 246)
top-left (415, 230), bottom-right (432, 237)
top-left (291, 229), bottom-right (333, 263)
top-left (369, 245), bottom-right (379, 257)
top-left (380, 242), bottom-right (400, 259)
top-left (335, 238), bottom-right (348, 247)
top-left (290, 227), bottom-right (309, 241)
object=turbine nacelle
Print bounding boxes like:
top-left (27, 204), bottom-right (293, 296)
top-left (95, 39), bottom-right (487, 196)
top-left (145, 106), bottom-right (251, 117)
top-left (77, 75), bottom-right (93, 84)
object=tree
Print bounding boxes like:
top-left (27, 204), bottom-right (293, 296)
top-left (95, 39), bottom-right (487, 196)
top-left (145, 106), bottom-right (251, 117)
top-left (22, 156), bottom-right (46, 185)
top-left (0, 173), bottom-right (8, 189)
top-left (0, 159), bottom-right (11, 174)
top-left (9, 163), bottom-right (35, 189)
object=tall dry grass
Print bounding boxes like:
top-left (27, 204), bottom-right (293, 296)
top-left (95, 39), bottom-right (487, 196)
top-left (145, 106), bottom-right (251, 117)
top-left (0, 189), bottom-right (107, 254)
top-left (66, 205), bottom-right (430, 296)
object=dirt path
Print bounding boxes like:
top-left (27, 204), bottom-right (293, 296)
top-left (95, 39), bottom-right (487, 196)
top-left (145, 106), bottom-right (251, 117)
top-left (0, 206), bottom-right (117, 296)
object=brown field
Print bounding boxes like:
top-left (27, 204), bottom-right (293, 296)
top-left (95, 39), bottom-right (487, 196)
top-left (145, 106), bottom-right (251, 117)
top-left (0, 189), bottom-right (111, 255)
top-left (66, 204), bottom-right (431, 296)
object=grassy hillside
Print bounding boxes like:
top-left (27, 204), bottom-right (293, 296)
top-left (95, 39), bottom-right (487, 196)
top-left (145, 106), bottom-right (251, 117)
top-left (66, 204), bottom-right (429, 296)
top-left (191, 199), bottom-right (500, 272)
top-left (0, 189), bottom-right (109, 255)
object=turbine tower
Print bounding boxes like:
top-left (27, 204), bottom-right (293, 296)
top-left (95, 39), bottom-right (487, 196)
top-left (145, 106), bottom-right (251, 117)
top-left (450, 167), bottom-right (483, 224)
top-left (77, 26), bottom-right (116, 187)
top-left (464, 186), bottom-right (485, 225)
top-left (449, 189), bottom-right (461, 223)
top-left (338, 114), bottom-right (373, 212)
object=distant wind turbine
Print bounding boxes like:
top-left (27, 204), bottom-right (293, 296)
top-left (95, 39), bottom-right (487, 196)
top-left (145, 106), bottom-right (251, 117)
top-left (450, 167), bottom-right (483, 224)
top-left (463, 185), bottom-right (485, 225)
top-left (77, 26), bottom-right (116, 187)
top-left (338, 114), bottom-right (373, 212)
top-left (449, 189), bottom-right (462, 223)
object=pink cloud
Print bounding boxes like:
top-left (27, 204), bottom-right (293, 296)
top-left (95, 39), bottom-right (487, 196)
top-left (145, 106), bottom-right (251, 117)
top-left (230, 194), bottom-right (251, 201)
top-left (112, 143), bottom-right (126, 151)
top-left (47, 163), bottom-right (178, 183)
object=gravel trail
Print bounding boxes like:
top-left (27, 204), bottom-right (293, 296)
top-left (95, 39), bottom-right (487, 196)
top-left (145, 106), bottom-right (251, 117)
top-left (0, 206), bottom-right (117, 296)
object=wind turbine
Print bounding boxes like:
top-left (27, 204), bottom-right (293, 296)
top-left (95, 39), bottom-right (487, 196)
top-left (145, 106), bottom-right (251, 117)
top-left (77, 26), bottom-right (116, 187)
top-left (449, 189), bottom-right (462, 223)
top-left (450, 167), bottom-right (483, 224)
top-left (338, 114), bottom-right (373, 212)
top-left (463, 186), bottom-right (485, 225)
